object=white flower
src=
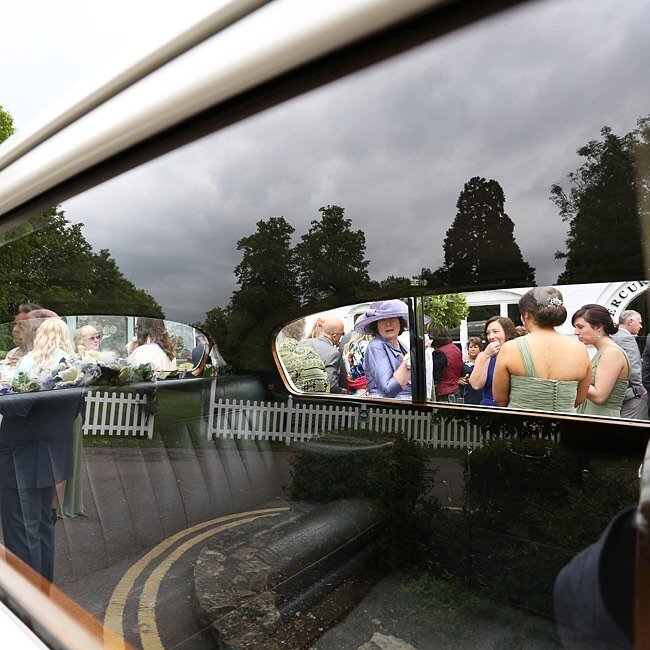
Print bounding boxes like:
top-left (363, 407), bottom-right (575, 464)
top-left (59, 367), bottom-right (79, 383)
top-left (89, 350), bottom-right (119, 364)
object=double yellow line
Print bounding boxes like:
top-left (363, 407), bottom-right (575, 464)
top-left (103, 507), bottom-right (288, 649)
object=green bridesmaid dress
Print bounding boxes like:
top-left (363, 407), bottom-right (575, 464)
top-left (507, 337), bottom-right (579, 414)
top-left (57, 414), bottom-right (86, 518)
top-left (577, 346), bottom-right (629, 418)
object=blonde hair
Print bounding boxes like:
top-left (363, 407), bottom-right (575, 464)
top-left (306, 317), bottom-right (324, 339)
top-left (31, 319), bottom-right (73, 366)
top-left (74, 325), bottom-right (99, 348)
top-left (343, 332), bottom-right (372, 357)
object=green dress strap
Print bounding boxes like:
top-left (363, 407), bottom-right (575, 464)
top-left (577, 344), bottom-right (630, 417)
top-left (515, 336), bottom-right (537, 377)
top-left (591, 345), bottom-right (631, 377)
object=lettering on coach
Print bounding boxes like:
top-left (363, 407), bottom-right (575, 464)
top-left (608, 280), bottom-right (649, 316)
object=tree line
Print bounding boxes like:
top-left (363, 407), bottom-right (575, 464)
top-left (202, 115), bottom-right (649, 368)
top-left (0, 106), bottom-right (163, 322)
top-left (1, 103), bottom-right (647, 368)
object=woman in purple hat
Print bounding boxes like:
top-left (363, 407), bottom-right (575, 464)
top-left (355, 300), bottom-right (412, 400)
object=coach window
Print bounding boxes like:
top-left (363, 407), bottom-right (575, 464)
top-left (425, 282), bottom-right (650, 422)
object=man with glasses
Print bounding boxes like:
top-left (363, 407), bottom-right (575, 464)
top-left (300, 318), bottom-right (346, 393)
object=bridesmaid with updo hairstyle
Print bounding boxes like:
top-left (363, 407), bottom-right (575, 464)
top-left (572, 304), bottom-right (630, 417)
top-left (493, 287), bottom-right (592, 413)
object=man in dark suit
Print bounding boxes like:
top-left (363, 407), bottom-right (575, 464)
top-left (0, 388), bottom-right (81, 581)
top-left (642, 328), bottom-right (650, 398)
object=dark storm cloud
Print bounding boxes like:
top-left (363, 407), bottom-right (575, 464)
top-left (61, 0), bottom-right (649, 323)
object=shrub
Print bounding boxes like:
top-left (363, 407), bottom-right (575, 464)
top-left (289, 428), bottom-right (434, 563)
top-left (416, 436), bottom-right (637, 615)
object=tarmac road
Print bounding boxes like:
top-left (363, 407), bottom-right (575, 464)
top-left (0, 446), bottom-right (464, 649)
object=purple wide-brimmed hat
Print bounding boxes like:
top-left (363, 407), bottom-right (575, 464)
top-left (354, 299), bottom-right (430, 334)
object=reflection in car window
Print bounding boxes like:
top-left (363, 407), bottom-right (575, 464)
top-left (283, 281), bottom-right (650, 424)
top-left (417, 282), bottom-right (649, 422)
top-left (0, 0), bottom-right (648, 647)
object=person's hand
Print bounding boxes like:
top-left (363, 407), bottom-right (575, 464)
top-left (403, 352), bottom-right (411, 369)
top-left (458, 375), bottom-right (469, 386)
top-left (484, 341), bottom-right (501, 357)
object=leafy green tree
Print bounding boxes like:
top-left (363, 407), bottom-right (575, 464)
top-left (423, 293), bottom-right (468, 327)
top-left (295, 205), bottom-right (371, 303)
top-left (0, 104), bottom-right (14, 143)
top-left (198, 307), bottom-right (228, 351)
top-left (0, 106), bottom-right (161, 320)
top-left (367, 275), bottom-right (414, 295)
top-left (231, 216), bottom-right (299, 316)
top-left (218, 216), bottom-right (300, 368)
top-left (430, 177), bottom-right (536, 290)
top-left (0, 207), bottom-right (162, 320)
top-left (552, 116), bottom-right (650, 283)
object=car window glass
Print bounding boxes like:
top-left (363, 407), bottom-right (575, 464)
top-left (422, 282), bottom-right (650, 422)
top-left (0, 0), bottom-right (647, 647)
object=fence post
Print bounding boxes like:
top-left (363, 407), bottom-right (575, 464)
top-left (283, 395), bottom-right (293, 445)
top-left (207, 380), bottom-right (216, 439)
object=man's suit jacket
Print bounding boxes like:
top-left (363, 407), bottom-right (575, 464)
top-left (0, 389), bottom-right (82, 490)
top-left (612, 328), bottom-right (646, 401)
top-left (643, 336), bottom-right (650, 394)
top-left (300, 335), bottom-right (342, 393)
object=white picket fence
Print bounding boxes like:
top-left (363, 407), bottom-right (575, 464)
top-left (208, 388), bottom-right (484, 449)
top-left (82, 391), bottom-right (154, 439)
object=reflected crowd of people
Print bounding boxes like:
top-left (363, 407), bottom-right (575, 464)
top-left (0, 308), bottom-right (186, 580)
top-left (284, 287), bottom-right (647, 420)
top-left (1, 313), bottom-right (181, 389)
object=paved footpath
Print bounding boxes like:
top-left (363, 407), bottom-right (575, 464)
top-left (315, 569), bottom-right (560, 650)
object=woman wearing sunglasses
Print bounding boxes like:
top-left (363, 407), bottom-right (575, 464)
top-left (74, 325), bottom-right (101, 353)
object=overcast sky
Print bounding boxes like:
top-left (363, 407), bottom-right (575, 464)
top-left (2, 0), bottom-right (649, 323)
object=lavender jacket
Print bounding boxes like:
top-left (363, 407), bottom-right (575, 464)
top-left (364, 336), bottom-right (411, 399)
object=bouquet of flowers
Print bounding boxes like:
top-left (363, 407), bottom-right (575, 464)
top-left (9, 351), bottom-right (156, 393)
top-left (82, 350), bottom-right (156, 384)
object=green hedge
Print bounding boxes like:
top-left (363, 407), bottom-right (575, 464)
top-left (416, 436), bottom-right (637, 614)
top-left (289, 428), bottom-right (433, 564)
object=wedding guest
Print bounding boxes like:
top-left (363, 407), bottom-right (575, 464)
top-left (611, 310), bottom-right (647, 420)
top-left (342, 329), bottom-right (373, 396)
top-left (73, 325), bottom-right (100, 354)
top-left (16, 314), bottom-right (73, 376)
top-left (0, 310), bottom-right (80, 580)
top-left (191, 333), bottom-right (208, 367)
top-left (0, 303), bottom-right (43, 384)
top-left (17, 309), bottom-right (62, 359)
top-left (305, 317), bottom-right (324, 339)
top-left (300, 318), bottom-right (345, 393)
top-left (355, 300), bottom-right (412, 400)
top-left (277, 318), bottom-right (329, 393)
top-left (59, 329), bottom-right (98, 518)
top-left (470, 316), bottom-right (517, 406)
top-left (493, 287), bottom-right (591, 413)
top-left (128, 318), bottom-right (177, 375)
top-left (573, 305), bottom-right (630, 417)
top-left (427, 324), bottom-right (462, 402)
top-left (458, 337), bottom-right (484, 405)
